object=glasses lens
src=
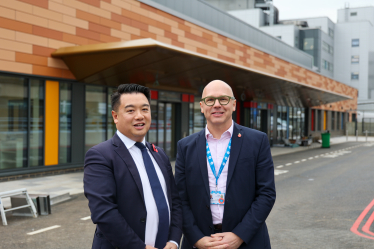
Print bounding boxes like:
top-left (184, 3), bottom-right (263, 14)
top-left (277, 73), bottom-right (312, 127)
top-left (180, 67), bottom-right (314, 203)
top-left (219, 96), bottom-right (230, 105)
top-left (205, 97), bottom-right (215, 106)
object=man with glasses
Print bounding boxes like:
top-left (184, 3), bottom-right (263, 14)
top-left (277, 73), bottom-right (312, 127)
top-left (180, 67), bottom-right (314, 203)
top-left (175, 80), bottom-right (276, 249)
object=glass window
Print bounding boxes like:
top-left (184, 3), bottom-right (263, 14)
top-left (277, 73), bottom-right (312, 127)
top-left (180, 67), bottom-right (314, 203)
top-left (303, 38), bottom-right (314, 50)
top-left (85, 85), bottom-right (106, 153)
top-left (331, 111), bottom-right (335, 130)
top-left (189, 102), bottom-right (193, 136)
top-left (317, 110), bottom-right (321, 131)
top-left (193, 98), bottom-right (205, 134)
top-left (341, 113), bottom-right (345, 130)
top-left (289, 107), bottom-right (294, 139)
top-left (107, 87), bottom-right (116, 140)
top-left (329, 62), bottom-right (334, 72)
top-left (329, 28), bottom-right (334, 38)
top-left (300, 108), bottom-right (305, 137)
top-left (148, 100), bottom-right (157, 144)
top-left (158, 102), bottom-right (165, 148)
top-left (351, 72), bottom-right (359, 80)
top-left (322, 42), bottom-right (329, 52)
top-left (350, 12), bottom-right (357, 16)
top-left (0, 75), bottom-right (28, 170)
top-left (29, 79), bottom-right (44, 167)
top-left (351, 55), bottom-right (359, 64)
top-left (328, 45), bottom-right (334, 55)
top-left (337, 111), bottom-right (340, 131)
top-left (59, 82), bottom-right (72, 164)
top-left (323, 60), bottom-right (328, 70)
top-left (352, 39), bottom-right (359, 47)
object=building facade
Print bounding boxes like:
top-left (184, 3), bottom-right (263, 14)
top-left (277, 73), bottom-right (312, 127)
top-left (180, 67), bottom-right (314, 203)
top-left (0, 0), bottom-right (357, 178)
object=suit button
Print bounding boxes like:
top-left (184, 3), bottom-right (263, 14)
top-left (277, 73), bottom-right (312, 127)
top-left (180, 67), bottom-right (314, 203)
top-left (206, 205), bottom-right (210, 210)
top-left (140, 218), bottom-right (146, 223)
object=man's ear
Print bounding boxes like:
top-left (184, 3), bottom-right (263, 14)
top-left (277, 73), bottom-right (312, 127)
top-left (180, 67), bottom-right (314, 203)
top-left (112, 110), bottom-right (118, 124)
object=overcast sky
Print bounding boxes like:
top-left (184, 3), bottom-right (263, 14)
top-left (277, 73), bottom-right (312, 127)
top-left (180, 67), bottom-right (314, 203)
top-left (273, 0), bottom-right (374, 22)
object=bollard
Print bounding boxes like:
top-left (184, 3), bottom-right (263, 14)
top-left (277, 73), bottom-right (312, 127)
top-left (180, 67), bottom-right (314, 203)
top-left (356, 130), bottom-right (358, 141)
top-left (346, 130), bottom-right (348, 141)
top-left (366, 130), bottom-right (368, 142)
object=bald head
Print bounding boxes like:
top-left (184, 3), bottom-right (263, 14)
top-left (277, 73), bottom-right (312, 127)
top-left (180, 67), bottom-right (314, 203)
top-left (200, 79), bottom-right (236, 136)
top-left (202, 80), bottom-right (233, 98)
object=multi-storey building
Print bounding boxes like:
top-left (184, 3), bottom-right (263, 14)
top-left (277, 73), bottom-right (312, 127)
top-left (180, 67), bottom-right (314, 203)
top-left (206, 0), bottom-right (374, 103)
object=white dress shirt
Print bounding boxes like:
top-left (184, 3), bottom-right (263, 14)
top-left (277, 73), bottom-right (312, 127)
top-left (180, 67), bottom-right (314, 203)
top-left (116, 130), bottom-right (177, 247)
top-left (205, 120), bottom-right (234, 224)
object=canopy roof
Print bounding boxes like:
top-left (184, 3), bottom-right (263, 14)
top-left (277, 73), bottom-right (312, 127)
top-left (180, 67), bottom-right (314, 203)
top-left (52, 38), bottom-right (351, 107)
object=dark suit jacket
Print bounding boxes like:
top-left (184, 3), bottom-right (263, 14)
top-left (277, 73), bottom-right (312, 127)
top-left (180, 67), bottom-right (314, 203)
top-left (84, 133), bottom-right (183, 249)
top-left (175, 123), bottom-right (276, 249)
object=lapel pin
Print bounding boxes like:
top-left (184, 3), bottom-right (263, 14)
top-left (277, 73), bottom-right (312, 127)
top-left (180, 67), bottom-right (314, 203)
top-left (152, 144), bottom-right (158, 152)
top-left (238, 133), bottom-right (242, 138)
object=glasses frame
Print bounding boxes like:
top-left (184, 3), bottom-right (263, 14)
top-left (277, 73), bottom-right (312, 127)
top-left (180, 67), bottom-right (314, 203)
top-left (200, 95), bottom-right (236, 106)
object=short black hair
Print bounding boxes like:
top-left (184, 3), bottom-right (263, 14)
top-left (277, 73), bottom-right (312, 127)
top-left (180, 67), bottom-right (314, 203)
top-left (111, 84), bottom-right (151, 112)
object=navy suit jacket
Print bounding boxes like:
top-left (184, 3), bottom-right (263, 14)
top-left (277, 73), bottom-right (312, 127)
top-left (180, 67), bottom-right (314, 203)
top-left (175, 123), bottom-right (276, 249)
top-left (84, 133), bottom-right (183, 249)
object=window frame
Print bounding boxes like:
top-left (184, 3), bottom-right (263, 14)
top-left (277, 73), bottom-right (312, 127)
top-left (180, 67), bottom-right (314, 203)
top-left (352, 39), bottom-right (360, 47)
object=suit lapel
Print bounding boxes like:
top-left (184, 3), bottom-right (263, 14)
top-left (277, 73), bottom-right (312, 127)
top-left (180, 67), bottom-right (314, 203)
top-left (226, 123), bottom-right (243, 188)
top-left (146, 142), bottom-right (172, 205)
top-left (197, 130), bottom-right (210, 197)
top-left (112, 133), bottom-right (144, 202)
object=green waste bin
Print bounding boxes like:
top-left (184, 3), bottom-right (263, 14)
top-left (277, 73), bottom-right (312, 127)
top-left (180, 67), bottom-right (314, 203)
top-left (321, 132), bottom-right (330, 148)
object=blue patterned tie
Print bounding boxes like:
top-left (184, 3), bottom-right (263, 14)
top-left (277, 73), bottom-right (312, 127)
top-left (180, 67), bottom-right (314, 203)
top-left (134, 142), bottom-right (169, 248)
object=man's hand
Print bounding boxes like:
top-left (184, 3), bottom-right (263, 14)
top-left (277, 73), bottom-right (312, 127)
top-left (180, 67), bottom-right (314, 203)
top-left (163, 242), bottom-right (178, 249)
top-left (145, 245), bottom-right (157, 249)
top-left (194, 236), bottom-right (226, 249)
top-left (208, 232), bottom-right (243, 249)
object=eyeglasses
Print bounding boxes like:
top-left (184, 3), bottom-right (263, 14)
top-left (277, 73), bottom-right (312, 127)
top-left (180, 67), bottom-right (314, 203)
top-left (200, 95), bottom-right (235, 106)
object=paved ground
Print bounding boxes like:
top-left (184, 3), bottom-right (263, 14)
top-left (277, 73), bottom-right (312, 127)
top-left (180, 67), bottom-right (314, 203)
top-left (1, 137), bottom-right (374, 248)
top-left (0, 194), bottom-right (95, 249)
top-left (267, 141), bottom-right (374, 248)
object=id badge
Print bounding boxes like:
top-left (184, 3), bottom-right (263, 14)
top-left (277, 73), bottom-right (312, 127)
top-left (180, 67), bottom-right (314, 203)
top-left (210, 191), bottom-right (225, 205)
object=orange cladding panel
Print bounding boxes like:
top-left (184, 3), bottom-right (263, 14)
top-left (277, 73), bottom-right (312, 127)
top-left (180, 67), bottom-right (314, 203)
top-left (45, 80), bottom-right (59, 165)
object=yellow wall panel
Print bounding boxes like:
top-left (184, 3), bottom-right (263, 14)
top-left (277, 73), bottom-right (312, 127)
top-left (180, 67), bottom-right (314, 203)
top-left (45, 80), bottom-right (59, 165)
top-left (324, 111), bottom-right (327, 131)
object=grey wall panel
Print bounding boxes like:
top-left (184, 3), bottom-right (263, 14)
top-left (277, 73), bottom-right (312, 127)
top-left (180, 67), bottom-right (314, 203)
top-left (71, 83), bottom-right (85, 164)
top-left (139, 0), bottom-right (313, 69)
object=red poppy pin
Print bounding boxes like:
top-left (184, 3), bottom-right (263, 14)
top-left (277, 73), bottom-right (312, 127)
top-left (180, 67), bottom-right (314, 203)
top-left (238, 133), bottom-right (242, 138)
top-left (152, 144), bottom-right (158, 152)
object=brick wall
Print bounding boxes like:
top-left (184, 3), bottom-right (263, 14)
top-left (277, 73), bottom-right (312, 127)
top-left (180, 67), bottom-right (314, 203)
top-left (0, 0), bottom-right (357, 111)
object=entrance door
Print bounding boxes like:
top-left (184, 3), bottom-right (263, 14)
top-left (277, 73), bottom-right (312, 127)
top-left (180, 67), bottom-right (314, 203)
top-left (158, 102), bottom-right (180, 159)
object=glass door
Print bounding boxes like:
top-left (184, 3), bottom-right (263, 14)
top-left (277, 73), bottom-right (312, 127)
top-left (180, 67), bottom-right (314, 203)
top-left (158, 102), bottom-right (177, 158)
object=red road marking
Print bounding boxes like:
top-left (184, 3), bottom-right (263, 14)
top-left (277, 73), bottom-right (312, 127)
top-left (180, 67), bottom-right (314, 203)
top-left (362, 211), bottom-right (374, 236)
top-left (350, 198), bottom-right (374, 240)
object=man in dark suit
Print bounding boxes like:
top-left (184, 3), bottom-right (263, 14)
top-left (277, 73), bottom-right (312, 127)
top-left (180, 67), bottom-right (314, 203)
top-left (175, 80), bottom-right (276, 249)
top-left (84, 84), bottom-right (182, 249)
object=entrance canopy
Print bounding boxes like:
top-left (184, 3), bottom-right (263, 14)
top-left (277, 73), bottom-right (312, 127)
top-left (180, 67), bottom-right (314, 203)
top-left (52, 38), bottom-right (351, 107)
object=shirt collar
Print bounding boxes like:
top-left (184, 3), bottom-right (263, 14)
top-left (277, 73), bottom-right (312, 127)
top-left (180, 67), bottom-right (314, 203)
top-left (116, 130), bottom-right (146, 149)
top-left (205, 120), bottom-right (234, 139)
